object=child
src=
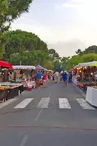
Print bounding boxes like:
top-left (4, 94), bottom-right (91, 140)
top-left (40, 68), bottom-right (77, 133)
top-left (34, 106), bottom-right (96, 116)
top-left (42, 72), bottom-right (47, 88)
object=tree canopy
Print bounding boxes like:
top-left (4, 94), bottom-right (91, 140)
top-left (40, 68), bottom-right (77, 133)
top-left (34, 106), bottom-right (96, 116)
top-left (59, 46), bottom-right (97, 71)
top-left (0, 0), bottom-right (33, 33)
top-left (48, 49), bottom-right (59, 60)
top-left (2, 30), bottom-right (48, 59)
top-left (1, 30), bottom-right (54, 70)
top-left (65, 53), bottom-right (97, 70)
top-left (83, 45), bottom-right (97, 54)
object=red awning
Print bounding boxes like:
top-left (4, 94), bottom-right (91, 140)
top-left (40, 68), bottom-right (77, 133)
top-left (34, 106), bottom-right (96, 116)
top-left (0, 60), bottom-right (13, 69)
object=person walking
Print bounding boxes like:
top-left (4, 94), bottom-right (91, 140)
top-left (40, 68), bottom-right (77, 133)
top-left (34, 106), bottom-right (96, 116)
top-left (42, 72), bottom-right (47, 88)
top-left (36, 70), bottom-right (41, 88)
top-left (62, 71), bottom-right (67, 86)
top-left (55, 72), bottom-right (59, 83)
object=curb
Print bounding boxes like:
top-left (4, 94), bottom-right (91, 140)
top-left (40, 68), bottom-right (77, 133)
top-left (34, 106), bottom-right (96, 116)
top-left (72, 83), bottom-right (86, 99)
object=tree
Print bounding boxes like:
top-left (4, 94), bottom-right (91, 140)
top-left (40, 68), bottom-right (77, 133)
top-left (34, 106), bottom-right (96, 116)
top-left (0, 0), bottom-right (33, 33)
top-left (61, 57), bottom-right (70, 70)
top-left (43, 61), bottom-right (54, 70)
top-left (76, 49), bottom-right (82, 55)
top-left (53, 60), bottom-right (62, 72)
top-left (65, 55), bottom-right (81, 70)
top-left (80, 53), bottom-right (97, 63)
top-left (3, 30), bottom-right (48, 60)
top-left (83, 45), bottom-right (97, 54)
top-left (65, 53), bottom-right (97, 70)
top-left (8, 50), bottom-right (49, 66)
top-left (48, 49), bottom-right (59, 60)
top-left (0, 0), bottom-right (33, 59)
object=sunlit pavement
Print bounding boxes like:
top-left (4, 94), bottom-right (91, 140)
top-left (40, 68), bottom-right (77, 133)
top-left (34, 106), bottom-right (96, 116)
top-left (0, 82), bottom-right (97, 146)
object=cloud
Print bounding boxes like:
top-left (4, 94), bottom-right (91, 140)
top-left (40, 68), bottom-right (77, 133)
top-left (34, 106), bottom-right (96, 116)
top-left (11, 0), bottom-right (97, 57)
top-left (62, 3), bottom-right (77, 8)
top-left (56, 2), bottom-right (77, 9)
top-left (48, 39), bottom-right (87, 57)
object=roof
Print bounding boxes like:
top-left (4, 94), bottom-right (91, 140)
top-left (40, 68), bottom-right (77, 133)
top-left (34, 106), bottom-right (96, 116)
top-left (75, 61), bottom-right (97, 67)
top-left (13, 65), bottom-right (36, 70)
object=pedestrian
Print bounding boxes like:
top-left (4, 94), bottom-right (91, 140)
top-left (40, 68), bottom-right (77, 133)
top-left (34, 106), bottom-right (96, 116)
top-left (53, 72), bottom-right (55, 82)
top-left (42, 72), bottom-right (47, 88)
top-left (62, 71), bottom-right (67, 86)
top-left (60, 71), bottom-right (63, 82)
top-left (36, 70), bottom-right (41, 88)
top-left (55, 71), bottom-right (59, 83)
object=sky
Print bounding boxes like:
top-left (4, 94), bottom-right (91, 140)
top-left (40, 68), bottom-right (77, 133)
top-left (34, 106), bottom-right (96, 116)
top-left (11, 0), bottom-right (97, 57)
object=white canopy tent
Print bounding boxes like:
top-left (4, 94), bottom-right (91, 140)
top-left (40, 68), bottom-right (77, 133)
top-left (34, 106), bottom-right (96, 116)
top-left (75, 61), bottom-right (97, 68)
top-left (13, 65), bottom-right (36, 70)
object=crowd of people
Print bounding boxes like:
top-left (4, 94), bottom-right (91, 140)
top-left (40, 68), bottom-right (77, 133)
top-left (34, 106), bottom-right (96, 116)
top-left (23, 70), bottom-right (72, 90)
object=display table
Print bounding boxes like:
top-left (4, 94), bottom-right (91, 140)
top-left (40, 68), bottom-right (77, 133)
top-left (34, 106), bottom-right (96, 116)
top-left (0, 82), bottom-right (24, 101)
top-left (86, 87), bottom-right (97, 107)
top-left (0, 90), bottom-right (8, 102)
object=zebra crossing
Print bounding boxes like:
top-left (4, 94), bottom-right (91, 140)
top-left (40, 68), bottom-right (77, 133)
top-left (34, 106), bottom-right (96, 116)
top-left (0, 97), bottom-right (96, 110)
top-left (59, 98), bottom-right (71, 109)
top-left (14, 98), bottom-right (34, 109)
top-left (37, 97), bottom-right (50, 108)
top-left (13, 97), bottom-right (95, 110)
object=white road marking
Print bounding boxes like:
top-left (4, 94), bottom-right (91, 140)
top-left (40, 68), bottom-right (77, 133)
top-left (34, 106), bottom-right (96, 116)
top-left (20, 135), bottom-right (28, 146)
top-left (0, 98), bottom-right (17, 109)
top-left (35, 108), bottom-right (43, 122)
top-left (59, 98), bottom-right (71, 109)
top-left (76, 98), bottom-right (95, 110)
top-left (37, 97), bottom-right (50, 108)
top-left (14, 98), bottom-right (33, 109)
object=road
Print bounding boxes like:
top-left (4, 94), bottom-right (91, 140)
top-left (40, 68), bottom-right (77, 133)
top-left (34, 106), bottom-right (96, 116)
top-left (0, 82), bottom-right (97, 146)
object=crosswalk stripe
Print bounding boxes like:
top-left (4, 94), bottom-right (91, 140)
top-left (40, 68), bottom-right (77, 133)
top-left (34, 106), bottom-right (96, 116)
top-left (14, 98), bottom-right (33, 109)
top-left (59, 98), bottom-right (71, 109)
top-left (76, 98), bottom-right (95, 110)
top-left (37, 98), bottom-right (50, 108)
top-left (0, 98), bottom-right (17, 109)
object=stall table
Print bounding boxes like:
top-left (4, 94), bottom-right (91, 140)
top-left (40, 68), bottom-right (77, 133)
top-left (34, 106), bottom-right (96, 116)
top-left (0, 83), bottom-right (24, 102)
top-left (86, 87), bottom-right (97, 107)
top-left (0, 89), bottom-right (8, 102)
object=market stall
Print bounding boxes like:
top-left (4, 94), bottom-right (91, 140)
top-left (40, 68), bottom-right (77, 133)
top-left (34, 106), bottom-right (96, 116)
top-left (72, 61), bottom-right (97, 92)
top-left (13, 65), bottom-right (36, 89)
top-left (0, 62), bottom-right (24, 102)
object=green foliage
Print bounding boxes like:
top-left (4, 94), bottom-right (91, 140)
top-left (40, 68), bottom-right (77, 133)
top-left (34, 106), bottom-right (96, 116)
top-left (0, 34), bottom-right (5, 59)
top-left (65, 53), bottom-right (97, 70)
top-left (61, 57), bottom-right (70, 69)
top-left (3, 30), bottom-right (48, 59)
top-left (65, 55), bottom-right (80, 70)
top-left (53, 60), bottom-right (62, 72)
top-left (43, 61), bottom-right (54, 70)
top-left (0, 0), bottom-right (33, 58)
top-left (83, 45), bottom-right (97, 54)
top-left (64, 46), bottom-right (97, 70)
top-left (48, 48), bottom-right (59, 60)
top-left (80, 53), bottom-right (97, 62)
top-left (76, 49), bottom-right (82, 55)
top-left (8, 50), bottom-right (49, 66)
top-left (0, 0), bottom-right (33, 33)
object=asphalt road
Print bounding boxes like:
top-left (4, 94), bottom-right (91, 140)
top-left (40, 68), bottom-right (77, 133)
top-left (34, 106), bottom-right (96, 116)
top-left (0, 82), bottom-right (97, 146)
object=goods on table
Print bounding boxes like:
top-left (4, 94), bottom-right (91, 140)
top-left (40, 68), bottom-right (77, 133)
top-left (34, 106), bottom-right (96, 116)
top-left (0, 85), bottom-right (10, 90)
top-left (92, 86), bottom-right (97, 89)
